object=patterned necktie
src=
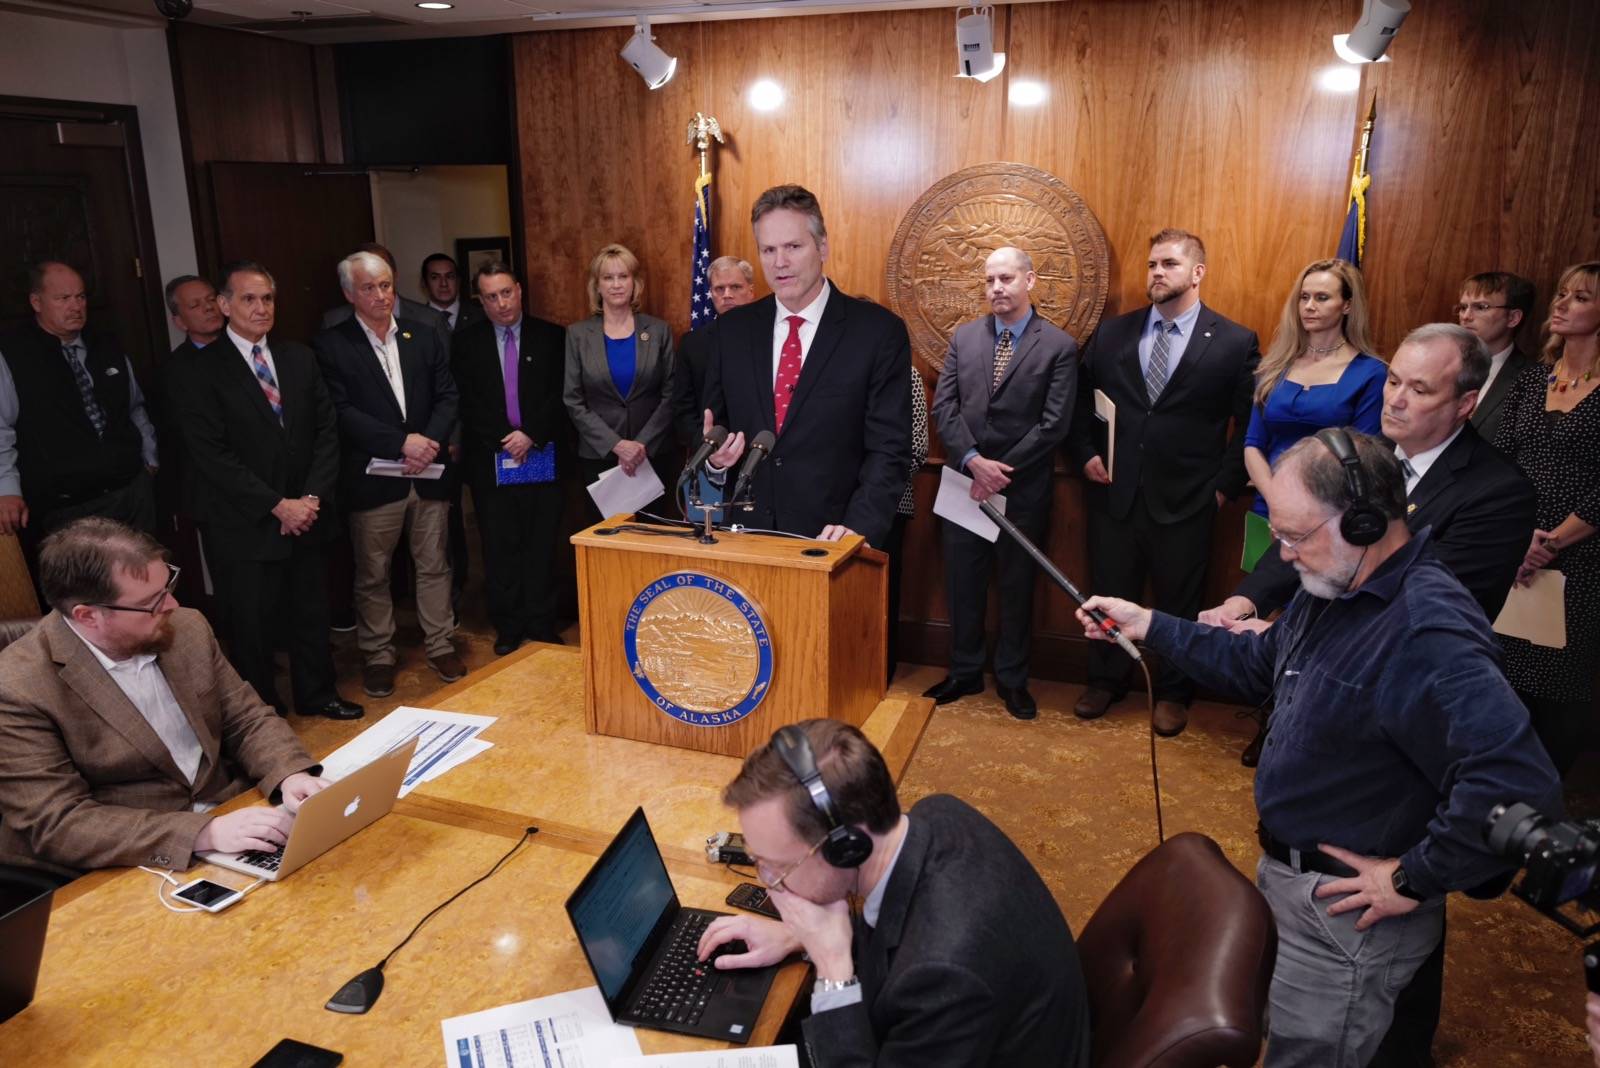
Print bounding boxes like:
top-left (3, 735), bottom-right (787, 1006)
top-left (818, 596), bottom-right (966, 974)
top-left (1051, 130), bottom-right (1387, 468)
top-left (1146, 320), bottom-right (1175, 404)
top-left (251, 345), bottom-right (283, 424)
top-left (444, 310), bottom-right (454, 330)
top-left (62, 343), bottom-right (106, 437)
top-left (503, 326), bottom-right (522, 428)
top-left (774, 315), bottom-right (805, 432)
top-left (1400, 456), bottom-right (1418, 483)
top-left (991, 328), bottom-right (1015, 393)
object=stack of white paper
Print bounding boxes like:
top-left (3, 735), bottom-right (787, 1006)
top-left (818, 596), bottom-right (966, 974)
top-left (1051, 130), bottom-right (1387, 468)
top-left (440, 986), bottom-right (641, 1068)
top-left (932, 466), bottom-right (1007, 543)
top-left (612, 1046), bottom-right (800, 1068)
top-left (319, 706), bottom-right (496, 797)
top-left (587, 463), bottom-right (666, 516)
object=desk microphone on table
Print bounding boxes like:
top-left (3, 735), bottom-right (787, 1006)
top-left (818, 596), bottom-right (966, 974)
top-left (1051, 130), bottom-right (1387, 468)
top-left (326, 826), bottom-right (538, 1014)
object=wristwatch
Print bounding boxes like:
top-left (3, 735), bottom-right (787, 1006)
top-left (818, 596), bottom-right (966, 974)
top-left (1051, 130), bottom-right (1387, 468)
top-left (814, 975), bottom-right (860, 996)
top-left (1391, 864), bottom-right (1425, 902)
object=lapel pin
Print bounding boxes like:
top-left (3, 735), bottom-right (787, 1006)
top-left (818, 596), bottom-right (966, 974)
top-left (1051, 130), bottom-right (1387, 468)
top-left (1407, 503), bottom-right (1417, 515)
top-left (640, 330), bottom-right (650, 342)
top-left (401, 331), bottom-right (412, 340)
top-left (105, 365), bottom-right (120, 376)
top-left (1204, 331), bottom-right (1213, 338)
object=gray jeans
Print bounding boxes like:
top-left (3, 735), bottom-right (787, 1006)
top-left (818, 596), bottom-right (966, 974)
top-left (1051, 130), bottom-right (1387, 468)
top-left (1257, 854), bottom-right (1445, 1068)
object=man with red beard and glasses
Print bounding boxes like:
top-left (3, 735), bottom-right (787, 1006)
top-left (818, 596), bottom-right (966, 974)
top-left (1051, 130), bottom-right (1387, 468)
top-left (0, 517), bottom-right (325, 879)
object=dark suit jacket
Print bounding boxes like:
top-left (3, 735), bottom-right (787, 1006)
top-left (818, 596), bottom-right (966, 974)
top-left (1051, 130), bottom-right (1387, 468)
top-left (1237, 424), bottom-right (1536, 619)
top-left (1470, 346), bottom-right (1532, 445)
top-left (1067, 302), bottom-right (1259, 523)
top-left (931, 310), bottom-right (1078, 511)
top-left (166, 334), bottom-right (340, 559)
top-left (322, 296), bottom-right (451, 354)
top-left (433, 300), bottom-right (486, 333)
top-left (0, 609), bottom-right (316, 876)
top-left (671, 324), bottom-right (714, 446)
top-left (563, 313), bottom-right (676, 459)
top-left (704, 283), bottom-right (912, 547)
top-left (312, 315), bottom-right (459, 510)
top-left (452, 316), bottom-right (565, 484)
top-left (801, 794), bottom-right (1090, 1068)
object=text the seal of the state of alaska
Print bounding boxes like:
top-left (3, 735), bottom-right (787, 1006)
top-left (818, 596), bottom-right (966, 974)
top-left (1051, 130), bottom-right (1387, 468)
top-left (886, 162), bottom-right (1109, 374)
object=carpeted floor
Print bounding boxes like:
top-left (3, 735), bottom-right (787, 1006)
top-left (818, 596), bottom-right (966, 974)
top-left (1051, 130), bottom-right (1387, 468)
top-left (283, 570), bottom-right (1595, 1067)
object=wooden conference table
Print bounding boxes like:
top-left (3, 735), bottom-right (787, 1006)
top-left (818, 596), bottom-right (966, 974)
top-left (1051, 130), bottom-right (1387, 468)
top-left (0, 644), bottom-right (934, 1065)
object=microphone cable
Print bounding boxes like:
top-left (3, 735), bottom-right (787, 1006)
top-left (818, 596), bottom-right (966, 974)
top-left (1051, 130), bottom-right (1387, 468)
top-left (326, 825), bottom-right (538, 1014)
top-left (975, 500), bottom-right (1164, 846)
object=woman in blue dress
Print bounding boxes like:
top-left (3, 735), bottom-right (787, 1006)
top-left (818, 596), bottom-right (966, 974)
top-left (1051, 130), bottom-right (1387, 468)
top-left (1244, 258), bottom-right (1387, 516)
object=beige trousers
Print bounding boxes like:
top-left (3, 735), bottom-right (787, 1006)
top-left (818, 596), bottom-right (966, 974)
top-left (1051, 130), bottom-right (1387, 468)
top-left (349, 486), bottom-right (455, 665)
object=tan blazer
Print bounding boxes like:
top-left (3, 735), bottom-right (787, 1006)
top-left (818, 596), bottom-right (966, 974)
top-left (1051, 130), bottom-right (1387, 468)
top-left (563, 313), bottom-right (677, 459)
top-left (0, 608), bottom-right (316, 877)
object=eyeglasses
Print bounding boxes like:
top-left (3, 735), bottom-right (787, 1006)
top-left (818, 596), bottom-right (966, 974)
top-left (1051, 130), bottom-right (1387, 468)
top-left (1268, 514), bottom-right (1336, 553)
top-left (755, 837), bottom-right (825, 894)
top-left (1454, 301), bottom-right (1508, 315)
top-left (90, 563), bottom-right (180, 615)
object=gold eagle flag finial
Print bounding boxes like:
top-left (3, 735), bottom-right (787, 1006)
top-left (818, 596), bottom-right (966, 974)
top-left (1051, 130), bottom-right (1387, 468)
top-left (686, 112), bottom-right (724, 177)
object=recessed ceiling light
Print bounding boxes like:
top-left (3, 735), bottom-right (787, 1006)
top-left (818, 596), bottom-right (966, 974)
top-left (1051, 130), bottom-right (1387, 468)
top-left (415, 2), bottom-right (453, 9)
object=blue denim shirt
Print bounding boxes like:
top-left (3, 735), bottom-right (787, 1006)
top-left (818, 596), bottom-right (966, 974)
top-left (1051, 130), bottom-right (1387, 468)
top-left (1144, 528), bottom-right (1562, 898)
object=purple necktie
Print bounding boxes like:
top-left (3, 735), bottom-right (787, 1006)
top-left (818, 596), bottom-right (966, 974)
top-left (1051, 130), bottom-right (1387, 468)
top-left (502, 326), bottom-right (521, 428)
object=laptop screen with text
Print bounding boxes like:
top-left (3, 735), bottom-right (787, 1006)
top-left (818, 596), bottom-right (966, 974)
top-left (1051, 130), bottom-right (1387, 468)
top-left (568, 809), bottom-right (676, 1002)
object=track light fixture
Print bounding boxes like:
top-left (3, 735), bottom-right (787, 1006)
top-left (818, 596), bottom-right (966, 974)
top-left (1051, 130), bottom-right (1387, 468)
top-left (954, 6), bottom-right (1005, 83)
top-left (1333, 0), bottom-right (1409, 64)
top-left (620, 16), bottom-right (677, 90)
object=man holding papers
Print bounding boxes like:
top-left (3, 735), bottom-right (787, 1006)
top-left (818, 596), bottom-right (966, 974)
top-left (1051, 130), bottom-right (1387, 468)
top-left (314, 250), bottom-right (462, 696)
top-left (451, 262), bottom-right (567, 656)
top-left (925, 246), bottom-right (1077, 720)
top-left (697, 720), bottom-right (1090, 1067)
top-left (1066, 228), bottom-right (1259, 736)
top-left (0, 519), bottom-right (326, 878)
top-left (167, 261), bottom-right (361, 720)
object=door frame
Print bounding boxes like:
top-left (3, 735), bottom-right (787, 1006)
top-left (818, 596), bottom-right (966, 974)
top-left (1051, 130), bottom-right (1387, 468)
top-left (0, 95), bottom-right (169, 372)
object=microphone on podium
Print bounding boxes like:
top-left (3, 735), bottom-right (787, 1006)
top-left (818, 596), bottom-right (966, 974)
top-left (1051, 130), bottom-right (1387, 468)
top-left (976, 498), bottom-right (1142, 662)
top-left (678, 424), bottom-right (729, 489)
top-left (730, 430), bottom-right (776, 502)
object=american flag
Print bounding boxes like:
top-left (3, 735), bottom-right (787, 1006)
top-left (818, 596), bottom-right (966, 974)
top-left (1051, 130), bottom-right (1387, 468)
top-left (689, 171), bottom-right (715, 328)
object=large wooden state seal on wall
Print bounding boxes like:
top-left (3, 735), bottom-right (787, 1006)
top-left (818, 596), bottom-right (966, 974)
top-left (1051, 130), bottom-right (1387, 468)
top-left (885, 162), bottom-right (1110, 372)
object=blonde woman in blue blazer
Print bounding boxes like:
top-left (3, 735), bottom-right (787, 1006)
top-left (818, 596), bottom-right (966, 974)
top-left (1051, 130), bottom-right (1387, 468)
top-left (564, 243), bottom-right (676, 516)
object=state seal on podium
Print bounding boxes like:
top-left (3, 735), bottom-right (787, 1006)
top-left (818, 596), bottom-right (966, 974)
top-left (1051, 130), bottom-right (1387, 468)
top-left (623, 571), bottom-right (774, 727)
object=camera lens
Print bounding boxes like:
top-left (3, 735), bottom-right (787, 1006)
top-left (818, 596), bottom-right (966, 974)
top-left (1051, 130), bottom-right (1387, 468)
top-left (1484, 801), bottom-right (1549, 861)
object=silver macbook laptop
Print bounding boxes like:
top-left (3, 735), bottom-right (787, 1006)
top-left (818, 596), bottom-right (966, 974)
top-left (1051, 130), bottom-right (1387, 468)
top-left (199, 738), bottom-right (417, 881)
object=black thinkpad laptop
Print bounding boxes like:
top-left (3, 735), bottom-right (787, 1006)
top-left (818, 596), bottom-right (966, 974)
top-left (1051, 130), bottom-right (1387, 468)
top-left (565, 807), bottom-right (779, 1044)
top-left (0, 887), bottom-right (52, 1023)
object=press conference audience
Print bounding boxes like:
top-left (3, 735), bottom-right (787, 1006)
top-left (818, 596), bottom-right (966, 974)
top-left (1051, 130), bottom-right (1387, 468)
top-left (421, 253), bottom-right (485, 334)
top-left (0, 518), bottom-right (327, 878)
top-left (1492, 260), bottom-right (1600, 779)
top-left (1456, 271), bottom-right (1535, 443)
top-left (1243, 258), bottom-right (1385, 518)
top-left (0, 261), bottom-right (160, 545)
top-left (1081, 430), bottom-right (1561, 1068)
top-left (314, 250), bottom-right (463, 699)
top-left (321, 242), bottom-right (451, 354)
top-left (673, 255), bottom-right (756, 446)
top-left (164, 275), bottom-right (224, 350)
top-left (697, 719), bottom-right (1091, 1067)
top-left (564, 242), bottom-right (677, 517)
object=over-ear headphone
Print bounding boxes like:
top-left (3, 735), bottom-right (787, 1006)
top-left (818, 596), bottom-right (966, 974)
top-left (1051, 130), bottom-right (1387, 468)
top-left (770, 725), bottom-right (873, 869)
top-left (1314, 427), bottom-right (1386, 547)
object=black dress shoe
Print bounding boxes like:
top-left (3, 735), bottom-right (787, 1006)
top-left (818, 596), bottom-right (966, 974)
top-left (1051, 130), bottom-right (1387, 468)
top-left (306, 697), bottom-right (365, 720)
top-left (921, 676), bottom-right (984, 705)
top-left (996, 684), bottom-right (1038, 721)
top-left (494, 634), bottom-right (523, 656)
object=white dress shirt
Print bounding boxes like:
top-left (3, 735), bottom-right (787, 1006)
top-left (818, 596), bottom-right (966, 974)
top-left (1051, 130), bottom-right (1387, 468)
top-left (357, 315), bottom-right (407, 419)
top-left (64, 618), bottom-right (209, 809)
top-left (770, 281), bottom-right (833, 387)
top-left (430, 299), bottom-right (462, 330)
top-left (226, 325), bottom-right (278, 385)
top-left (1395, 424), bottom-right (1463, 496)
top-left (1480, 343), bottom-right (1516, 401)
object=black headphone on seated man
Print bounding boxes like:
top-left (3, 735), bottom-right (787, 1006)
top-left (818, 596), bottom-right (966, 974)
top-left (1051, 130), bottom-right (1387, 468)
top-left (1313, 427), bottom-right (1387, 547)
top-left (771, 724), bottom-right (875, 869)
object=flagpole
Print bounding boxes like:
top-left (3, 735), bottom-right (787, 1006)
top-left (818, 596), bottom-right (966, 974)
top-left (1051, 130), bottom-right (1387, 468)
top-left (686, 112), bottom-right (725, 329)
top-left (1350, 93), bottom-right (1376, 188)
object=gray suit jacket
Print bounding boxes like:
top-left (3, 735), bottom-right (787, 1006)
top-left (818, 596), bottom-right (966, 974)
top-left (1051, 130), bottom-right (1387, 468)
top-left (563, 313), bottom-right (676, 459)
top-left (0, 609), bottom-right (316, 876)
top-left (323, 297), bottom-right (451, 356)
top-left (931, 310), bottom-right (1079, 508)
top-left (1470, 346), bottom-right (1531, 445)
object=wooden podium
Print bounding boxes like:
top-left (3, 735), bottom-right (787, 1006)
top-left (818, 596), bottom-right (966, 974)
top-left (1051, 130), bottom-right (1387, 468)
top-left (572, 517), bottom-right (888, 757)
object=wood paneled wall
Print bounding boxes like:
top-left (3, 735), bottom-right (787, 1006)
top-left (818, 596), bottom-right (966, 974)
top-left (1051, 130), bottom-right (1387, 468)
top-left (513, 0), bottom-right (1600, 679)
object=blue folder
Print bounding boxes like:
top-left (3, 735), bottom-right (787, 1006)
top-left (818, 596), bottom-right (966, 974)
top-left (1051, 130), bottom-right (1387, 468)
top-left (494, 444), bottom-right (556, 486)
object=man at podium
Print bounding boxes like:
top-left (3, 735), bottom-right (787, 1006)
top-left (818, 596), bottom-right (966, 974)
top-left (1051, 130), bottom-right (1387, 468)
top-left (700, 185), bottom-right (911, 548)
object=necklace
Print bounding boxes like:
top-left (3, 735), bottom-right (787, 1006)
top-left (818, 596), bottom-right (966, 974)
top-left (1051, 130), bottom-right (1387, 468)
top-left (1305, 340), bottom-right (1345, 356)
top-left (1547, 360), bottom-right (1596, 393)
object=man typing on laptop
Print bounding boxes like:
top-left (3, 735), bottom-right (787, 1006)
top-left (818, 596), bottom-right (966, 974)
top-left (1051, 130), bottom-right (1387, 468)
top-left (0, 518), bottom-right (327, 879)
top-left (696, 720), bottom-right (1091, 1068)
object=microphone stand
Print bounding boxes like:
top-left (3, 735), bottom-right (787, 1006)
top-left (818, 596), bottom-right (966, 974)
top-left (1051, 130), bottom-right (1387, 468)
top-left (682, 471), bottom-right (756, 544)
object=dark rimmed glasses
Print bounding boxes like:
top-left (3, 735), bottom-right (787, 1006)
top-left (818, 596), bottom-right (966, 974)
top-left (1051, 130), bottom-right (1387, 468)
top-left (90, 563), bottom-right (180, 615)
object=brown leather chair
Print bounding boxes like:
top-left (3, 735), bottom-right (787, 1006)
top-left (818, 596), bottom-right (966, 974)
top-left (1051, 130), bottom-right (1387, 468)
top-left (0, 618), bottom-right (36, 652)
top-left (1078, 832), bottom-right (1277, 1068)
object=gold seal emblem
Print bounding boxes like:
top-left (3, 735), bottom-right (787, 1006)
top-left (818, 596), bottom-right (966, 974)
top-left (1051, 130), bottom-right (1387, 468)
top-left (885, 162), bottom-right (1110, 374)
top-left (630, 578), bottom-right (771, 717)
